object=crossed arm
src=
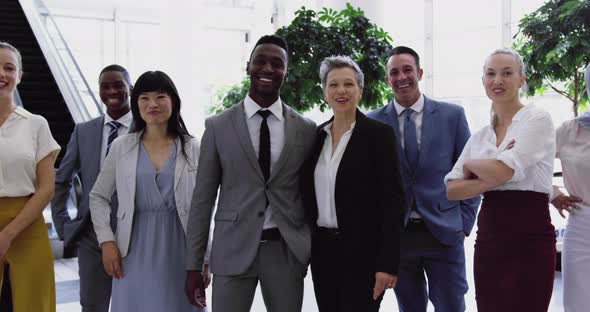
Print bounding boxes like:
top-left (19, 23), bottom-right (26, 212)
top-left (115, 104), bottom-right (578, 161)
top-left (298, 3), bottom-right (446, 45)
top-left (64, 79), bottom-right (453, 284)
top-left (446, 158), bottom-right (514, 201)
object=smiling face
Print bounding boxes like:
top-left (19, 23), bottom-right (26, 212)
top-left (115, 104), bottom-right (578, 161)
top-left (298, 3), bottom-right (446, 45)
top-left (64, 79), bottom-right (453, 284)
top-left (137, 91), bottom-right (173, 127)
top-left (483, 53), bottom-right (525, 103)
top-left (324, 67), bottom-right (362, 114)
top-left (99, 70), bottom-right (131, 117)
top-left (386, 53), bottom-right (423, 107)
top-left (0, 48), bottom-right (21, 99)
top-left (246, 43), bottom-right (288, 105)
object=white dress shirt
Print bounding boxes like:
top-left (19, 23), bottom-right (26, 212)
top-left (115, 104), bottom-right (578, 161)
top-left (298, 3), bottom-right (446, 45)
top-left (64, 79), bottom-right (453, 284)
top-left (445, 105), bottom-right (555, 195)
top-left (314, 121), bottom-right (356, 228)
top-left (0, 106), bottom-right (61, 197)
top-left (100, 111), bottom-right (133, 167)
top-left (395, 94), bottom-right (424, 218)
top-left (243, 95), bottom-right (285, 229)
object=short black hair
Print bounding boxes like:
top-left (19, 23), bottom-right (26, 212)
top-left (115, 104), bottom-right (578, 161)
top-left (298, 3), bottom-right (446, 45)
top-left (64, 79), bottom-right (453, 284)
top-left (391, 46), bottom-right (420, 70)
top-left (99, 64), bottom-right (132, 85)
top-left (248, 35), bottom-right (288, 61)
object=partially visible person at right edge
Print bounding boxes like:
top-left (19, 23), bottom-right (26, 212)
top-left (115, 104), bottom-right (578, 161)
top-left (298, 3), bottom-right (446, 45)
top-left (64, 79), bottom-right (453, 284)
top-left (0, 41), bottom-right (60, 311)
top-left (551, 63), bottom-right (590, 312)
top-left (446, 48), bottom-right (556, 312)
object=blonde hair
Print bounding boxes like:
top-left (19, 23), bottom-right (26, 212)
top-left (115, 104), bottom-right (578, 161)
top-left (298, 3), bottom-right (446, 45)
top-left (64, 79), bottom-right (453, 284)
top-left (0, 41), bottom-right (23, 74)
top-left (484, 48), bottom-right (527, 125)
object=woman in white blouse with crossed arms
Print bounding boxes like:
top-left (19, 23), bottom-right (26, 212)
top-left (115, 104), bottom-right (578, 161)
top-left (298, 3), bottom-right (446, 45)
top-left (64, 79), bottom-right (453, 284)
top-left (551, 63), bottom-right (590, 312)
top-left (445, 49), bottom-right (556, 312)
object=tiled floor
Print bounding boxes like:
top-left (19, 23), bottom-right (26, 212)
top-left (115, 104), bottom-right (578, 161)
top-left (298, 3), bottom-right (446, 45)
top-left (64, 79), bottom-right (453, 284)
top-left (54, 233), bottom-right (566, 311)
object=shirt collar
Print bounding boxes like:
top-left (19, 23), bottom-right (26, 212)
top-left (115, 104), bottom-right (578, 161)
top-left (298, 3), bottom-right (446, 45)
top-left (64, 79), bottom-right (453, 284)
top-left (244, 95), bottom-right (283, 121)
top-left (12, 106), bottom-right (31, 119)
top-left (104, 110), bottom-right (133, 129)
top-left (393, 94), bottom-right (424, 116)
top-left (322, 121), bottom-right (357, 135)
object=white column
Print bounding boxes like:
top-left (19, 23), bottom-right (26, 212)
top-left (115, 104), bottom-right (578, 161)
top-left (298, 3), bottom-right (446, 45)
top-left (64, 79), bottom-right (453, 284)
top-left (424, 0), bottom-right (434, 97)
top-left (502, 0), bottom-right (512, 48)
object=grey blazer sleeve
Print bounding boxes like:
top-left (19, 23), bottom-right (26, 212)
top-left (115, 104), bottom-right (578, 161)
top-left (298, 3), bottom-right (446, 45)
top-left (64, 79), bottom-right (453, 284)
top-left (89, 139), bottom-right (118, 245)
top-left (51, 124), bottom-right (80, 239)
top-left (185, 118), bottom-right (221, 271)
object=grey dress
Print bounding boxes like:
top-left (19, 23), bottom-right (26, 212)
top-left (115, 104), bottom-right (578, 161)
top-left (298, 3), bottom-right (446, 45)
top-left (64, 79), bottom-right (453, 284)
top-left (111, 143), bottom-right (204, 312)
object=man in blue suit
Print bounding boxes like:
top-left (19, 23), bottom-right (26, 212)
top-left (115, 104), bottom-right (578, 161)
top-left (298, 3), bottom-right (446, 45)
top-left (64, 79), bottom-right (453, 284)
top-left (368, 46), bottom-right (480, 312)
top-left (51, 65), bottom-right (133, 312)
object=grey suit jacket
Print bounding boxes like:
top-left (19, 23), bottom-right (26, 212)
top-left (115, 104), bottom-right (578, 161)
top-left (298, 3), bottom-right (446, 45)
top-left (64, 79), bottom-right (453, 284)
top-left (51, 116), bottom-right (117, 247)
top-left (185, 101), bottom-right (316, 275)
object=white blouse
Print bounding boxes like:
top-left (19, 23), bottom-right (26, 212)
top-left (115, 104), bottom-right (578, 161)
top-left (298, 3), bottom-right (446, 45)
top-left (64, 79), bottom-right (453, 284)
top-left (0, 106), bottom-right (61, 197)
top-left (553, 120), bottom-right (590, 205)
top-left (445, 105), bottom-right (555, 195)
top-left (314, 121), bottom-right (355, 228)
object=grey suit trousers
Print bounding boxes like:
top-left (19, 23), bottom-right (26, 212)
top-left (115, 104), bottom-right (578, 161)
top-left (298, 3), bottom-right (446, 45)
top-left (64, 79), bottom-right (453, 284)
top-left (78, 225), bottom-right (111, 312)
top-left (212, 238), bottom-right (306, 312)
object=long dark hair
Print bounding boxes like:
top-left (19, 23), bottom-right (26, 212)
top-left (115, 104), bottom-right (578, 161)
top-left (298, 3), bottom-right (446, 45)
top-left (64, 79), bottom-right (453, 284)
top-left (130, 70), bottom-right (191, 159)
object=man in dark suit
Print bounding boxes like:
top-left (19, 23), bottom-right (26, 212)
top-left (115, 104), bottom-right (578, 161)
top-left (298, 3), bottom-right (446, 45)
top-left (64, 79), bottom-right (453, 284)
top-left (51, 65), bottom-right (133, 312)
top-left (368, 46), bottom-right (481, 312)
top-left (184, 35), bottom-right (316, 312)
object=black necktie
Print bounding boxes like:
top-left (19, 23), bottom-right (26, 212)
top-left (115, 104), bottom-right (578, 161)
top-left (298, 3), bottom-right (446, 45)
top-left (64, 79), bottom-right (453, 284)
top-left (106, 121), bottom-right (122, 156)
top-left (257, 110), bottom-right (271, 181)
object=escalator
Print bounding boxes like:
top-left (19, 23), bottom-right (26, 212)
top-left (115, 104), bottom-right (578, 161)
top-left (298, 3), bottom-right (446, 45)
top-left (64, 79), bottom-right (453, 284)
top-left (1, 0), bottom-right (75, 165)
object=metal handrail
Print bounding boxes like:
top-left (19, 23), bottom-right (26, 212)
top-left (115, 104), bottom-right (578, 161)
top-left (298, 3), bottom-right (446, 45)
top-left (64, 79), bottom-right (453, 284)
top-left (18, 0), bottom-right (102, 122)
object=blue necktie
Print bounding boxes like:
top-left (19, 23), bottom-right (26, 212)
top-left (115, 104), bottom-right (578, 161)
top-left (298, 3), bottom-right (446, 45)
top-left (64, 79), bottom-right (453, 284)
top-left (106, 121), bottom-right (122, 156)
top-left (403, 109), bottom-right (419, 170)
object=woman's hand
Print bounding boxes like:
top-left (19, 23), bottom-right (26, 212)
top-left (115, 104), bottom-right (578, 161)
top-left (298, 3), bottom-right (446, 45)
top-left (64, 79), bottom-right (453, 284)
top-left (101, 241), bottom-right (123, 279)
top-left (0, 231), bottom-right (13, 259)
top-left (551, 194), bottom-right (583, 218)
top-left (373, 272), bottom-right (397, 300)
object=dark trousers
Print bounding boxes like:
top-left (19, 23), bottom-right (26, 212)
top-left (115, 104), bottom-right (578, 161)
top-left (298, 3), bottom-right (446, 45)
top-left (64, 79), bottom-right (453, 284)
top-left (78, 225), bottom-right (112, 312)
top-left (394, 221), bottom-right (468, 312)
top-left (311, 229), bottom-right (383, 312)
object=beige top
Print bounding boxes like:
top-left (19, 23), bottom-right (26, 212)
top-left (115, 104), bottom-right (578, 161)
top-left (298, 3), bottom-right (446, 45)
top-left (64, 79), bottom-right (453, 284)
top-left (553, 120), bottom-right (590, 206)
top-left (0, 106), bottom-right (61, 197)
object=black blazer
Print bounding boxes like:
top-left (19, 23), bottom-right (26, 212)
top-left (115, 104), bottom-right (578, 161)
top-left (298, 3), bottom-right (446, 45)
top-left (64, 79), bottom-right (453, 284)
top-left (302, 110), bottom-right (405, 274)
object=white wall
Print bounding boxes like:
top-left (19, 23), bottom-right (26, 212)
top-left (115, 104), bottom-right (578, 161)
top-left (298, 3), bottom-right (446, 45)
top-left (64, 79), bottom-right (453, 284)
top-left (45, 0), bottom-right (576, 137)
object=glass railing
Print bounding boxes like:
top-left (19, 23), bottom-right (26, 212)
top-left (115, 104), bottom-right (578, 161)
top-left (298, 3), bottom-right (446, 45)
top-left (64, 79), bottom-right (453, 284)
top-left (19, 0), bottom-right (102, 123)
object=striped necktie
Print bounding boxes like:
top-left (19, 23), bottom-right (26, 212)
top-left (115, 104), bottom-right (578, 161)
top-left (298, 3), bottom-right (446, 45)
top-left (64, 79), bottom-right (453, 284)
top-left (106, 121), bottom-right (122, 156)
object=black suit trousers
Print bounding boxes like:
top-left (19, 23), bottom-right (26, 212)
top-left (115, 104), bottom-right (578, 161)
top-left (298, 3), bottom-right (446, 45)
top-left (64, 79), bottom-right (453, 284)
top-left (311, 230), bottom-right (384, 312)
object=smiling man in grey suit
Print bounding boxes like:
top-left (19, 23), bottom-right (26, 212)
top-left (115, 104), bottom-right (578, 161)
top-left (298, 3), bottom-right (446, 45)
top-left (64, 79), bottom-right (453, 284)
top-left (184, 35), bottom-right (316, 312)
top-left (51, 65), bottom-right (133, 312)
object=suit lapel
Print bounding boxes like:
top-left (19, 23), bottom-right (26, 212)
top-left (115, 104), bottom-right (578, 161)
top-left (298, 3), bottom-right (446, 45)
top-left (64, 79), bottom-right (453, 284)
top-left (417, 97), bottom-right (436, 169)
top-left (231, 102), bottom-right (266, 182)
top-left (174, 136), bottom-right (187, 191)
top-left (88, 116), bottom-right (105, 177)
top-left (268, 104), bottom-right (296, 183)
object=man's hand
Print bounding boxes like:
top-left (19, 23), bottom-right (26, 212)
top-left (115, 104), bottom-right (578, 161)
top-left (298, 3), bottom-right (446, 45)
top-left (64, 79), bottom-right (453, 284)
top-left (101, 241), bottom-right (123, 279)
top-left (185, 270), bottom-right (207, 308)
top-left (373, 272), bottom-right (397, 300)
top-left (551, 194), bottom-right (583, 218)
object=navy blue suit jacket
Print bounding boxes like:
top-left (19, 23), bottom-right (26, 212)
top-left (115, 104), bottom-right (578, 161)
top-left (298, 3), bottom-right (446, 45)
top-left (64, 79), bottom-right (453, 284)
top-left (367, 96), bottom-right (480, 246)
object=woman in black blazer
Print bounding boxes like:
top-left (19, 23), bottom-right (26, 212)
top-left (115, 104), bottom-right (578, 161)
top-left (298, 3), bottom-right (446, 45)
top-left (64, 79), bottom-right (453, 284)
top-left (303, 56), bottom-right (405, 312)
